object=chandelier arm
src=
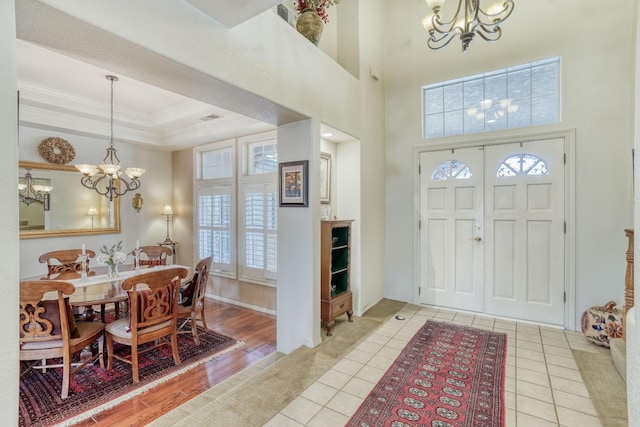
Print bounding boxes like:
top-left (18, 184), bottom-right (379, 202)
top-left (474, 25), bottom-right (503, 42)
top-left (111, 177), bottom-right (141, 197)
top-left (478, 0), bottom-right (514, 24)
top-left (80, 175), bottom-right (111, 197)
top-left (427, 31), bottom-right (461, 50)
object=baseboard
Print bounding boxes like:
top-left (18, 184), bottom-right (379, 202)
top-left (206, 293), bottom-right (277, 316)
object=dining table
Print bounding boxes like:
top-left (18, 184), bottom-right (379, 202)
top-left (22, 264), bottom-right (192, 323)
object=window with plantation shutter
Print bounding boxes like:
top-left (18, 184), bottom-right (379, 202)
top-left (240, 183), bottom-right (277, 283)
top-left (195, 132), bottom-right (277, 286)
top-left (197, 185), bottom-right (235, 276)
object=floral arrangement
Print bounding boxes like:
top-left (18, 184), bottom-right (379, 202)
top-left (98, 240), bottom-right (127, 270)
top-left (294, 0), bottom-right (340, 23)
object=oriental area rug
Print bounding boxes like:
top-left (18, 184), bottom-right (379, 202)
top-left (19, 324), bottom-right (243, 427)
top-left (347, 320), bottom-right (507, 427)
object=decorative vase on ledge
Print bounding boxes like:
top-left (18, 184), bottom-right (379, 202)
top-left (296, 8), bottom-right (324, 45)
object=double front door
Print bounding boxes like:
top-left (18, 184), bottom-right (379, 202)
top-left (419, 138), bottom-right (565, 325)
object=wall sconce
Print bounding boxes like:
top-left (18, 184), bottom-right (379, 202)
top-left (132, 193), bottom-right (143, 212)
top-left (161, 204), bottom-right (174, 244)
top-left (86, 207), bottom-right (97, 228)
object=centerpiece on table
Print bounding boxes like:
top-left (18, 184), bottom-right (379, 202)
top-left (98, 240), bottom-right (127, 278)
top-left (294, 0), bottom-right (341, 45)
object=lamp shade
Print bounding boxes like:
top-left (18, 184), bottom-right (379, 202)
top-left (161, 204), bottom-right (174, 216)
top-left (86, 207), bottom-right (98, 216)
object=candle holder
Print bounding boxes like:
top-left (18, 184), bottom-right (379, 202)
top-left (79, 254), bottom-right (89, 280)
top-left (134, 248), bottom-right (141, 272)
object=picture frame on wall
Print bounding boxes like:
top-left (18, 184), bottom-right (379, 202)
top-left (279, 160), bottom-right (309, 207)
top-left (320, 152), bottom-right (331, 204)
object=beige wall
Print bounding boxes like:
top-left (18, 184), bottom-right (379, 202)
top-left (384, 0), bottom-right (636, 328)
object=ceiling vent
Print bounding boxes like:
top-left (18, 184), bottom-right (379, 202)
top-left (200, 114), bottom-right (222, 122)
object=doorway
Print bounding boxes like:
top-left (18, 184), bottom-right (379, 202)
top-left (419, 136), bottom-right (567, 325)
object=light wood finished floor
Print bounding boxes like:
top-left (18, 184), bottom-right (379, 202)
top-left (74, 300), bottom-right (276, 426)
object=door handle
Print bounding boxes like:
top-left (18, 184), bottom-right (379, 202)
top-left (473, 236), bottom-right (482, 242)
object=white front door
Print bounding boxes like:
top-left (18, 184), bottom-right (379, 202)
top-left (419, 138), bottom-right (566, 325)
top-left (419, 147), bottom-right (485, 312)
top-left (484, 139), bottom-right (565, 324)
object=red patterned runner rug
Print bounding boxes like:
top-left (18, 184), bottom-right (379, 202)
top-left (347, 320), bottom-right (507, 427)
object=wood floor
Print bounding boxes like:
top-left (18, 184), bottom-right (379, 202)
top-left (75, 299), bottom-right (276, 426)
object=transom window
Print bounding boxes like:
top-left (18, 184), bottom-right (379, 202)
top-left (423, 57), bottom-right (560, 139)
top-left (431, 160), bottom-right (472, 181)
top-left (497, 154), bottom-right (548, 177)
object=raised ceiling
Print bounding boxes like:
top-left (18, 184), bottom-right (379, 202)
top-left (17, 39), bottom-right (276, 151)
top-left (16, 0), bottom-right (355, 150)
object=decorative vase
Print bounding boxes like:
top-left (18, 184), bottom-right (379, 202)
top-left (296, 9), bottom-right (324, 46)
top-left (106, 263), bottom-right (119, 278)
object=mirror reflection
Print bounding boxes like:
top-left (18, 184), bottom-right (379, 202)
top-left (19, 161), bottom-right (120, 239)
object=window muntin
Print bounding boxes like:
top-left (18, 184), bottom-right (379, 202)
top-left (431, 160), bottom-right (472, 181)
top-left (249, 141), bottom-right (278, 175)
top-left (497, 154), bottom-right (549, 177)
top-left (423, 57), bottom-right (560, 138)
top-left (200, 147), bottom-right (234, 179)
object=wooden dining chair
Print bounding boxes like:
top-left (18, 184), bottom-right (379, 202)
top-left (131, 245), bottom-right (172, 268)
top-left (177, 257), bottom-right (213, 345)
top-left (39, 249), bottom-right (96, 275)
top-left (105, 267), bottom-right (188, 384)
top-left (19, 280), bottom-right (105, 399)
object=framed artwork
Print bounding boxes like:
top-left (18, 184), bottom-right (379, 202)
top-left (320, 152), bottom-right (331, 204)
top-left (279, 160), bottom-right (309, 207)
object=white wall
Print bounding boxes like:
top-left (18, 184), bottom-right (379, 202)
top-left (18, 127), bottom-right (173, 278)
top-left (356, 0), bottom-right (386, 313)
top-left (384, 0), bottom-right (636, 327)
top-left (0, 0), bottom-right (20, 424)
top-left (277, 120), bottom-right (322, 351)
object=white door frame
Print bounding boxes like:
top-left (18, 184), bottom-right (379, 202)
top-left (412, 129), bottom-right (577, 330)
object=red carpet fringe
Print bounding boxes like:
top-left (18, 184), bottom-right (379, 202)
top-left (347, 320), bottom-right (507, 427)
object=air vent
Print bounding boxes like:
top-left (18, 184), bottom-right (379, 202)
top-left (200, 114), bottom-right (221, 122)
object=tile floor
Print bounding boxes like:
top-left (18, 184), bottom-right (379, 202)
top-left (265, 304), bottom-right (604, 427)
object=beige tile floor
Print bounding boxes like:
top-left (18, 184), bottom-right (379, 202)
top-left (265, 305), bottom-right (605, 427)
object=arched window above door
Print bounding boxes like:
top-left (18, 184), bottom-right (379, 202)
top-left (431, 160), bottom-right (472, 181)
top-left (497, 153), bottom-right (548, 177)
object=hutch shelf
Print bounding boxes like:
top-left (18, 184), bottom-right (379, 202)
top-left (321, 219), bottom-right (354, 336)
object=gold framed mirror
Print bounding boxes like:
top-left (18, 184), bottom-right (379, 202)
top-left (19, 161), bottom-right (121, 239)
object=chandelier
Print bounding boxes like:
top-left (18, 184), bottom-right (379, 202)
top-left (18, 169), bottom-right (53, 206)
top-left (75, 75), bottom-right (145, 201)
top-left (422, 0), bottom-right (514, 52)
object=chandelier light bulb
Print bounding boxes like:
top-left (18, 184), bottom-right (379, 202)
top-left (426, 0), bottom-right (445, 13)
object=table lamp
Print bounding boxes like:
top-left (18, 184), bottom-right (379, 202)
top-left (161, 204), bottom-right (174, 243)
